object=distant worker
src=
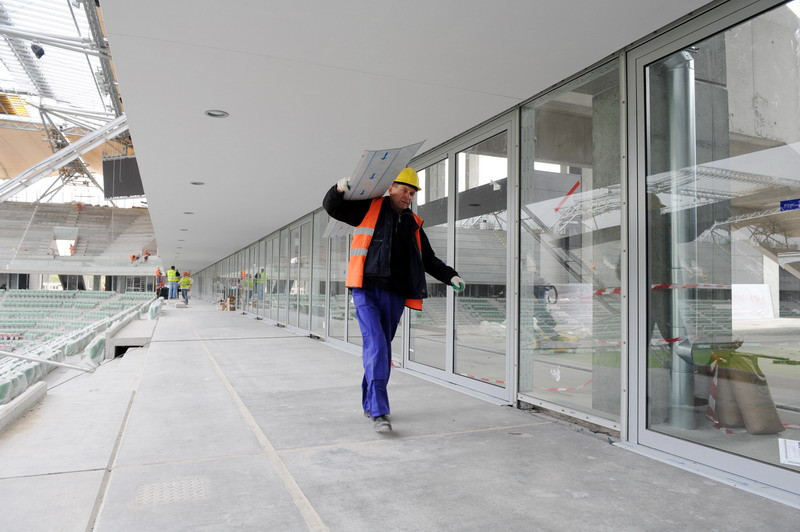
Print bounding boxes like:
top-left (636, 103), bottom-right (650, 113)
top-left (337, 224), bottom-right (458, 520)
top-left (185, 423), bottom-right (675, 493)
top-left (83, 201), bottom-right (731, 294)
top-left (532, 272), bottom-right (559, 342)
top-left (323, 168), bottom-right (465, 433)
top-left (167, 265), bottom-right (179, 299)
top-left (155, 267), bottom-right (165, 298)
top-left (143, 249), bottom-right (150, 262)
top-left (69, 243), bottom-right (75, 255)
top-left (243, 273), bottom-right (254, 308)
top-left (179, 272), bottom-right (192, 305)
top-left (256, 268), bottom-right (268, 300)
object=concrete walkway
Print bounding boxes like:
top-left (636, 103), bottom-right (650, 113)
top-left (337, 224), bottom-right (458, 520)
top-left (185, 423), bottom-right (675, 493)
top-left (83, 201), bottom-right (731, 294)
top-left (1, 300), bottom-right (798, 531)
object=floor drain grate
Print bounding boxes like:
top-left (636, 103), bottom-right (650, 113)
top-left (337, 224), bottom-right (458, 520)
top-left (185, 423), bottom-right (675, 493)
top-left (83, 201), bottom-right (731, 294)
top-left (135, 477), bottom-right (207, 506)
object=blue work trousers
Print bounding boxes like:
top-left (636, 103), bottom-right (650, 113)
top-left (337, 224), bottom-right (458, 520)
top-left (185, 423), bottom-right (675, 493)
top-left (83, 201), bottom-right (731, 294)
top-left (169, 281), bottom-right (178, 299)
top-left (352, 287), bottom-right (405, 418)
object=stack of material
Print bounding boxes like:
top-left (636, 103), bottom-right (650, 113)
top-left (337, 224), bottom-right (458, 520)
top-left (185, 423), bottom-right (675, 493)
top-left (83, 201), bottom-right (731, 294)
top-left (708, 352), bottom-right (785, 435)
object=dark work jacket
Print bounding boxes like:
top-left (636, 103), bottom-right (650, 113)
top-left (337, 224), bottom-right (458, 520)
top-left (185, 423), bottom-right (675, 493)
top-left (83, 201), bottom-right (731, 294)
top-left (322, 185), bottom-right (458, 299)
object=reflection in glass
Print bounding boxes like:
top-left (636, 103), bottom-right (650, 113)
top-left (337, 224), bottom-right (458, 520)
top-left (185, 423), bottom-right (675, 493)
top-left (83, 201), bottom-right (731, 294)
top-left (646, 3), bottom-right (800, 472)
top-left (409, 159), bottom-right (449, 370)
top-left (519, 61), bottom-right (622, 421)
top-left (311, 211), bottom-right (328, 336)
top-left (245, 243), bottom-right (258, 314)
top-left (256, 239), bottom-right (266, 318)
top-left (267, 238), bottom-right (277, 321)
top-left (328, 234), bottom-right (348, 340)
top-left (454, 132), bottom-right (508, 387)
top-left (279, 229), bottom-right (289, 324)
top-left (288, 226), bottom-right (301, 326)
top-left (298, 222), bottom-right (312, 330)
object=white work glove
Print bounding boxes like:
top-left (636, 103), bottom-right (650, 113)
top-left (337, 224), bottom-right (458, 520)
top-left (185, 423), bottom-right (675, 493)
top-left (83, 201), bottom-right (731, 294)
top-left (336, 176), bottom-right (351, 193)
top-left (450, 276), bottom-right (465, 293)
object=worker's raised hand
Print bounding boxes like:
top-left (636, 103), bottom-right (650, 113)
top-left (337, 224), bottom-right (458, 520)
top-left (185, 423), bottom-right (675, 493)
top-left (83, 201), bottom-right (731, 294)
top-left (336, 176), bottom-right (351, 193)
top-left (450, 276), bottom-right (465, 293)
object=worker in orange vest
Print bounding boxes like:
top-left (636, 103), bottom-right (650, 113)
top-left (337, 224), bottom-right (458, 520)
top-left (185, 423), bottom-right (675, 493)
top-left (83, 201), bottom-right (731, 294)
top-left (323, 168), bottom-right (464, 433)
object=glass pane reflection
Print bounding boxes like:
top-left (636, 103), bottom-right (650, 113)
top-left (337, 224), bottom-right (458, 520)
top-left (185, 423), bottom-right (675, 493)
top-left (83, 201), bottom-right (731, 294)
top-left (646, 3), bottom-right (800, 472)
top-left (454, 132), bottom-right (508, 387)
top-left (328, 234), bottom-right (348, 340)
top-left (519, 61), bottom-right (622, 421)
top-left (410, 159), bottom-right (449, 370)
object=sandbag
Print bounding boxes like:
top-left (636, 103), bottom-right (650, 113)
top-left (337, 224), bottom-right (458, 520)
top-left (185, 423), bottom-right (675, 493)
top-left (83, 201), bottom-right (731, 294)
top-left (727, 354), bottom-right (784, 435)
top-left (714, 366), bottom-right (745, 428)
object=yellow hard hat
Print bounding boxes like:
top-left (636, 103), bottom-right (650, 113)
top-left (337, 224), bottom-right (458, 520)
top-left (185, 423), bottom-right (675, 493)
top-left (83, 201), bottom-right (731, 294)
top-left (393, 167), bottom-right (421, 191)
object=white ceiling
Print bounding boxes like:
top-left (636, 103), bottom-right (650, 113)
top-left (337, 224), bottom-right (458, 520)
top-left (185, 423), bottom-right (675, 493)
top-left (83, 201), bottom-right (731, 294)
top-left (100, 0), bottom-right (711, 273)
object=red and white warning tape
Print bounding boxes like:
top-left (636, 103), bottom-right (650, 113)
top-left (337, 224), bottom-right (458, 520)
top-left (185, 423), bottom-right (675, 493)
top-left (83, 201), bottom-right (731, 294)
top-left (536, 377), bottom-right (593, 392)
top-left (456, 372), bottom-right (506, 385)
top-left (593, 287), bottom-right (621, 296)
top-left (554, 180), bottom-right (581, 213)
top-left (650, 283), bottom-right (731, 291)
top-left (590, 283), bottom-right (732, 297)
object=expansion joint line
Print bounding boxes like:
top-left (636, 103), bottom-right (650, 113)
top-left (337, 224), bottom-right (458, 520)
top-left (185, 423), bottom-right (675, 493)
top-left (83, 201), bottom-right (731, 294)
top-left (188, 321), bottom-right (328, 532)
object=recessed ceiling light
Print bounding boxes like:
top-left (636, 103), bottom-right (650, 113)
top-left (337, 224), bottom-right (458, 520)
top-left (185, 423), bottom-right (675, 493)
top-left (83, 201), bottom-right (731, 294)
top-left (180, 228), bottom-right (189, 231)
top-left (205, 109), bottom-right (229, 118)
top-left (190, 181), bottom-right (205, 186)
top-left (178, 239), bottom-right (185, 242)
top-left (177, 246), bottom-right (183, 249)
top-left (183, 211), bottom-right (194, 215)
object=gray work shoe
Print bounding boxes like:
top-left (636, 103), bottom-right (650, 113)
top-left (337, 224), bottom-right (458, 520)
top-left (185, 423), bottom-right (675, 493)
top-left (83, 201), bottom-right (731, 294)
top-left (363, 410), bottom-right (370, 418)
top-left (371, 415), bottom-right (392, 433)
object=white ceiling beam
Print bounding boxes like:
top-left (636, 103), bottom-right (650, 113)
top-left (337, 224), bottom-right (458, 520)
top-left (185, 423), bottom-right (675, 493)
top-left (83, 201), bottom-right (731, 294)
top-left (0, 24), bottom-right (108, 57)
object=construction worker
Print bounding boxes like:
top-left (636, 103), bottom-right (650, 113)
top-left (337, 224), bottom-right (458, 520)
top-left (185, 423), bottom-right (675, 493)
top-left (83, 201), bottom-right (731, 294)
top-left (323, 167), bottom-right (465, 433)
top-left (166, 265), bottom-right (179, 299)
top-left (243, 273), bottom-right (254, 308)
top-left (155, 267), bottom-right (164, 297)
top-left (179, 272), bottom-right (192, 305)
top-left (256, 268), bottom-right (268, 300)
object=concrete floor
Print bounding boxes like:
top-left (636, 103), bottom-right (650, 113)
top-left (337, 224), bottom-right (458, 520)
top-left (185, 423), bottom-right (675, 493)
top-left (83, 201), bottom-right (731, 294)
top-left (1, 300), bottom-right (799, 531)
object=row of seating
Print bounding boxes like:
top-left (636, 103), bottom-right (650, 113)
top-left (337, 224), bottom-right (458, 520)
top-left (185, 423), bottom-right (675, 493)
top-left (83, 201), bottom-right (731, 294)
top-left (0, 348), bottom-right (65, 405)
top-left (120, 292), bottom-right (159, 300)
top-left (4, 289), bottom-right (115, 299)
top-left (0, 290), bottom-right (151, 355)
top-left (3, 300), bottom-right (97, 308)
top-left (0, 290), bottom-right (158, 405)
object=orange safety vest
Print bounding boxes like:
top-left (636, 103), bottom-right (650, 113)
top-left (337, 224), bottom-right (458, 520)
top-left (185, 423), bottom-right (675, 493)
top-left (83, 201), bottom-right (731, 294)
top-left (346, 197), bottom-right (424, 310)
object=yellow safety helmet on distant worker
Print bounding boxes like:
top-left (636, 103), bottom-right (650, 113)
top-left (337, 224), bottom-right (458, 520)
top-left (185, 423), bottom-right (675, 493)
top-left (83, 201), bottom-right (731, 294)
top-left (393, 168), bottom-right (421, 191)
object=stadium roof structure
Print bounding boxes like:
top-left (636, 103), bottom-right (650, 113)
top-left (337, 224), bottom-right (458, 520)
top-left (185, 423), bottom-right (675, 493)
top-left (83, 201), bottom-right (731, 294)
top-left (6, 0), bottom-right (714, 273)
top-left (0, 0), bottom-right (129, 204)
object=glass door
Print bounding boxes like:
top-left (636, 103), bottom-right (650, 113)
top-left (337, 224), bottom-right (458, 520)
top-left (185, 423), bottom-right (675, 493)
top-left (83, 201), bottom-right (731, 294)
top-left (286, 218), bottom-right (312, 331)
top-left (288, 225), bottom-right (301, 327)
top-left (518, 60), bottom-right (623, 428)
top-left (409, 158), bottom-right (449, 371)
top-left (407, 116), bottom-right (515, 402)
top-left (453, 131), bottom-right (510, 390)
top-left (634, 0), bottom-right (800, 493)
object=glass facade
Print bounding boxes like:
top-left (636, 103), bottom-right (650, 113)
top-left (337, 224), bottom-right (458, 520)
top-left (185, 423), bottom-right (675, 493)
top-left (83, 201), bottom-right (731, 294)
top-left (328, 234), bottom-right (347, 341)
top-left (409, 159), bottom-right (449, 371)
top-left (189, 0), bottom-right (800, 498)
top-left (519, 61), bottom-right (622, 421)
top-left (454, 132), bottom-right (509, 387)
top-left (644, 1), bottom-right (800, 475)
top-left (311, 211), bottom-right (328, 336)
